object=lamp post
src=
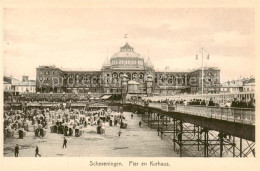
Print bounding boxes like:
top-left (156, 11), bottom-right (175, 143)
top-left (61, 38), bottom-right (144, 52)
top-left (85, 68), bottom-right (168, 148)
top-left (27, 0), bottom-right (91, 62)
top-left (196, 48), bottom-right (210, 95)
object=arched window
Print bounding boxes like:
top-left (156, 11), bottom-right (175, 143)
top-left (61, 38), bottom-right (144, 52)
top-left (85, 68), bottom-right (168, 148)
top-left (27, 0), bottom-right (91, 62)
top-left (182, 75), bottom-right (186, 84)
top-left (139, 73), bottom-right (144, 79)
top-left (119, 72), bottom-right (124, 78)
top-left (112, 73), bottom-right (118, 78)
top-left (132, 72), bottom-right (137, 80)
top-left (126, 73), bottom-right (131, 80)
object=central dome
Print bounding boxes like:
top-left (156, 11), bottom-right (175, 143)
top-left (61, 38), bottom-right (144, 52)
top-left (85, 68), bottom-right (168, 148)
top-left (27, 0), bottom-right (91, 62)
top-left (110, 42), bottom-right (145, 70)
top-left (111, 43), bottom-right (143, 59)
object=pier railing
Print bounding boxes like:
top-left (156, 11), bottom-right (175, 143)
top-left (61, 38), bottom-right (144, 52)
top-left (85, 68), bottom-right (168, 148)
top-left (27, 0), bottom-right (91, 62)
top-left (130, 101), bottom-right (255, 125)
top-left (175, 105), bottom-right (255, 125)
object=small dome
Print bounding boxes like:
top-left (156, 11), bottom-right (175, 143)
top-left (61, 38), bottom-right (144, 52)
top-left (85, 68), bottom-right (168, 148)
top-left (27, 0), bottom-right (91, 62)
top-left (102, 57), bottom-right (110, 68)
top-left (147, 74), bottom-right (153, 78)
top-left (120, 43), bottom-right (134, 51)
top-left (145, 57), bottom-right (154, 68)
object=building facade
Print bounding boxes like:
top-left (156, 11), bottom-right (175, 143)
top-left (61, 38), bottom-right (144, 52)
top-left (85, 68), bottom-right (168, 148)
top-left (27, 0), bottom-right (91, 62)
top-left (36, 42), bottom-right (221, 95)
top-left (4, 76), bottom-right (36, 95)
top-left (221, 76), bottom-right (255, 93)
top-left (14, 76), bottom-right (36, 94)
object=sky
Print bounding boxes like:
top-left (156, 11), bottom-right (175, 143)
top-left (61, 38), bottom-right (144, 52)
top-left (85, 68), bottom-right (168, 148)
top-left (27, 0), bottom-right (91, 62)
top-left (3, 8), bottom-right (255, 82)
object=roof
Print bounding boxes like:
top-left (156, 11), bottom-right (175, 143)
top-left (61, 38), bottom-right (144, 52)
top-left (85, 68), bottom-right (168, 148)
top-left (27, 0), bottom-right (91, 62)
top-left (245, 78), bottom-right (255, 84)
top-left (120, 43), bottom-right (134, 51)
top-left (15, 80), bottom-right (36, 86)
top-left (243, 78), bottom-right (255, 86)
top-left (111, 51), bottom-right (143, 58)
top-left (63, 68), bottom-right (101, 72)
top-left (112, 43), bottom-right (143, 59)
top-left (190, 67), bottom-right (220, 72)
top-left (38, 65), bottom-right (57, 69)
top-left (155, 67), bottom-right (190, 73)
top-left (222, 77), bottom-right (255, 86)
top-left (4, 81), bottom-right (11, 84)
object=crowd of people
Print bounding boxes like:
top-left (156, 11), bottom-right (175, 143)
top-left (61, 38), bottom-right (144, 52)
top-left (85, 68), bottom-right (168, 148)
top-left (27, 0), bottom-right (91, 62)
top-left (4, 102), bottom-right (130, 157)
top-left (131, 96), bottom-right (255, 109)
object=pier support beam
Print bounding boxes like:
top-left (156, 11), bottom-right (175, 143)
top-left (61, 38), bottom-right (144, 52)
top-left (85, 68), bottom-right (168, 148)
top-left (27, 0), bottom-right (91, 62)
top-left (233, 136), bottom-right (236, 157)
top-left (240, 138), bottom-right (243, 157)
top-left (219, 133), bottom-right (224, 157)
top-left (157, 113), bottom-right (160, 136)
top-left (173, 118), bottom-right (176, 151)
top-left (179, 120), bottom-right (183, 157)
top-left (148, 112), bottom-right (150, 127)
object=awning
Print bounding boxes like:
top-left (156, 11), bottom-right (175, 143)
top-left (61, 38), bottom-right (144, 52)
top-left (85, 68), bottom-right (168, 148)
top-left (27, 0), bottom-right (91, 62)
top-left (26, 103), bottom-right (41, 107)
top-left (41, 103), bottom-right (54, 107)
top-left (89, 103), bottom-right (108, 108)
top-left (128, 80), bottom-right (140, 85)
top-left (101, 95), bottom-right (112, 99)
top-left (71, 103), bottom-right (86, 107)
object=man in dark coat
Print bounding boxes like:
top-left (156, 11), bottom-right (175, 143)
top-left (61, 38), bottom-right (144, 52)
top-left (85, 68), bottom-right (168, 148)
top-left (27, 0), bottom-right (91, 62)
top-left (35, 146), bottom-right (41, 157)
top-left (14, 144), bottom-right (19, 157)
top-left (63, 137), bottom-right (67, 148)
top-left (231, 98), bottom-right (238, 107)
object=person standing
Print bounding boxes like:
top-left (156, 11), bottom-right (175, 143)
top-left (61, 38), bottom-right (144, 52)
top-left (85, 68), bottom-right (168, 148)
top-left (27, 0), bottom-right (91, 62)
top-left (63, 137), bottom-right (67, 148)
top-left (35, 146), bottom-right (41, 157)
top-left (14, 144), bottom-right (19, 157)
top-left (139, 121), bottom-right (142, 128)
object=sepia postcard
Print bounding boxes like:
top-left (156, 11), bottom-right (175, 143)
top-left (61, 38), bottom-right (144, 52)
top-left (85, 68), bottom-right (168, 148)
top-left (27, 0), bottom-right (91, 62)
top-left (0, 0), bottom-right (259, 171)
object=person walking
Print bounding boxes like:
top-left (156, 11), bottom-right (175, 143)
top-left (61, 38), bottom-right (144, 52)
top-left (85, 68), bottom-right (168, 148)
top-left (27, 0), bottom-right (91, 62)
top-left (117, 130), bottom-right (122, 137)
top-left (63, 137), bottom-right (67, 148)
top-left (131, 114), bottom-right (133, 119)
top-left (14, 144), bottom-right (19, 157)
top-left (35, 146), bottom-right (41, 157)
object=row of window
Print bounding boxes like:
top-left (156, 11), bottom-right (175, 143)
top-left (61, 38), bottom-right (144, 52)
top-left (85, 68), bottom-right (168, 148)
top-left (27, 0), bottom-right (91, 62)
top-left (111, 59), bottom-right (143, 65)
top-left (221, 87), bottom-right (254, 92)
top-left (16, 87), bottom-right (35, 91)
top-left (40, 71), bottom-right (55, 75)
top-left (39, 77), bottom-right (51, 81)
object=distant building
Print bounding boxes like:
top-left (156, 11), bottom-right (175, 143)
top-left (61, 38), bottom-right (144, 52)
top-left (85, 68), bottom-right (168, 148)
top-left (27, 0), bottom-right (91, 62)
top-left (4, 76), bottom-right (20, 85)
top-left (14, 76), bottom-right (36, 94)
top-left (3, 76), bottom-right (36, 96)
top-left (221, 76), bottom-right (255, 93)
top-left (3, 76), bottom-right (19, 96)
top-left (4, 81), bottom-right (13, 93)
top-left (243, 77), bottom-right (255, 92)
top-left (36, 42), bottom-right (221, 95)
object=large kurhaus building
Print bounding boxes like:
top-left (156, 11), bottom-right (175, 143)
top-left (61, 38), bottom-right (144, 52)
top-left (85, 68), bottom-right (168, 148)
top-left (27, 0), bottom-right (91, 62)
top-left (36, 42), bottom-right (221, 95)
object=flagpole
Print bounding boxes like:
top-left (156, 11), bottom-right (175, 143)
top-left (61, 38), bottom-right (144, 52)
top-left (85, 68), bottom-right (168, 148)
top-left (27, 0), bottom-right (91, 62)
top-left (124, 34), bottom-right (128, 43)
